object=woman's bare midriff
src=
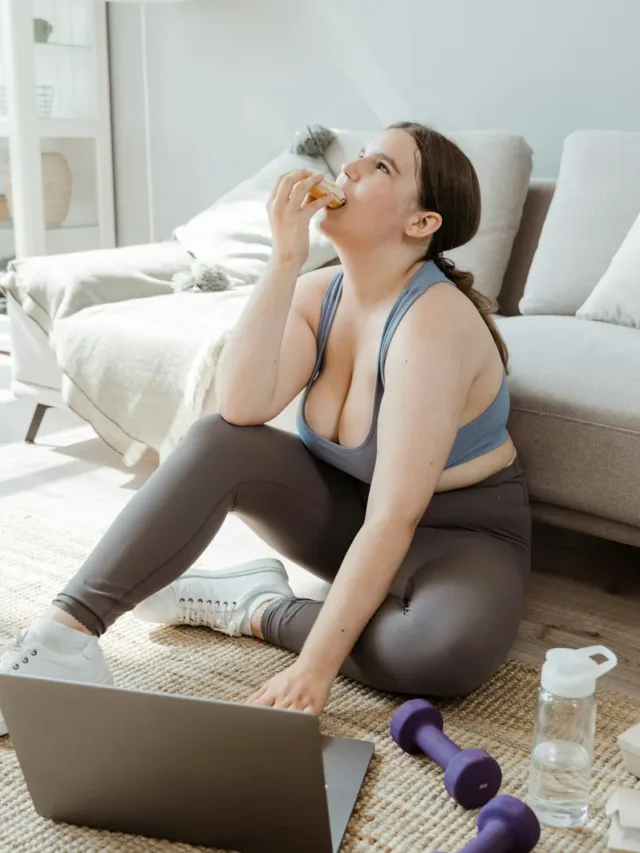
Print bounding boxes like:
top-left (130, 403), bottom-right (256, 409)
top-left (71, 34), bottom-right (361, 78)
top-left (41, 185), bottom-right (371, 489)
top-left (434, 437), bottom-right (517, 492)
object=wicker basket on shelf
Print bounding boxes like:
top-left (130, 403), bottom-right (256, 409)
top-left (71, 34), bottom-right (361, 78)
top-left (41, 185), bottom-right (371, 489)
top-left (0, 195), bottom-right (10, 222)
top-left (4, 152), bottom-right (72, 227)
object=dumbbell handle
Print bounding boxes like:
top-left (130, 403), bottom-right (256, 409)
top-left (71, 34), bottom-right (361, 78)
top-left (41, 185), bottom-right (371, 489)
top-left (458, 819), bottom-right (511, 853)
top-left (414, 724), bottom-right (460, 768)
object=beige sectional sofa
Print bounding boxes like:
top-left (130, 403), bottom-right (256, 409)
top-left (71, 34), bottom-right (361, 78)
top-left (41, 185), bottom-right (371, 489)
top-left (497, 179), bottom-right (640, 547)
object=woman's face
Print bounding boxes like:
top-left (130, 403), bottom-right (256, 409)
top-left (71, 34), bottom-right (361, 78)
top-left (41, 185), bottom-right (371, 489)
top-left (317, 128), bottom-right (435, 249)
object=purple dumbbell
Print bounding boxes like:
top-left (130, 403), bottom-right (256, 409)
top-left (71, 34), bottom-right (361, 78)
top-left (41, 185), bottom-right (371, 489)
top-left (435, 795), bottom-right (541, 853)
top-left (390, 699), bottom-right (502, 810)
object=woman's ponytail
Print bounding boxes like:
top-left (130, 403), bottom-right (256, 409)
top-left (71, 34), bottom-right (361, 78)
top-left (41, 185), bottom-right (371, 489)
top-left (433, 255), bottom-right (509, 371)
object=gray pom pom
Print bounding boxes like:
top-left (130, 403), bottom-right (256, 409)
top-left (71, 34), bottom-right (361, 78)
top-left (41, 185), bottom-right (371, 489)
top-left (172, 261), bottom-right (232, 293)
top-left (192, 261), bottom-right (231, 292)
top-left (290, 125), bottom-right (336, 158)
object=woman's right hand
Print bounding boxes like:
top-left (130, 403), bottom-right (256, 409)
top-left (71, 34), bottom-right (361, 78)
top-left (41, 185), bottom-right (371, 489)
top-left (267, 170), bottom-right (333, 268)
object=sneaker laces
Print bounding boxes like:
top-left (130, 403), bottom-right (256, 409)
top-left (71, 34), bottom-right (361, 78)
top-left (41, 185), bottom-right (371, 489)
top-left (176, 594), bottom-right (241, 637)
top-left (0, 630), bottom-right (39, 672)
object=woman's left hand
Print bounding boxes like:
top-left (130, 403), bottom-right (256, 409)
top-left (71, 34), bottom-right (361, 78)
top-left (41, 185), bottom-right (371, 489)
top-left (247, 662), bottom-right (335, 715)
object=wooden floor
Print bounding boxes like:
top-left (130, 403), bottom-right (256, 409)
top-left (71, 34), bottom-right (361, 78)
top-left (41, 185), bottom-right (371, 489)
top-left (515, 522), bottom-right (640, 700)
top-left (1, 353), bottom-right (639, 702)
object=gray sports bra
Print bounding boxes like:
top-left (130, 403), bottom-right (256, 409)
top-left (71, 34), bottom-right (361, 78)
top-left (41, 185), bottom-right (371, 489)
top-left (297, 260), bottom-right (510, 483)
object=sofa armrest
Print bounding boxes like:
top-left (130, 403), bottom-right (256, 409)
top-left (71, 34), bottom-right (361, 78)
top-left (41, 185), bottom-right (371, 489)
top-left (1, 240), bottom-right (191, 335)
top-left (499, 179), bottom-right (556, 316)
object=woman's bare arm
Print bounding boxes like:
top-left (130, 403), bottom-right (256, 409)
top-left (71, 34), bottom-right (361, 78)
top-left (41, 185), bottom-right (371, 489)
top-left (216, 263), bottom-right (334, 425)
top-left (215, 168), bottom-right (335, 425)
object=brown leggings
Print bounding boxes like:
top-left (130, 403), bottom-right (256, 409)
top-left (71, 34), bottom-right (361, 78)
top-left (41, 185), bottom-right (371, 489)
top-left (54, 414), bottom-right (531, 697)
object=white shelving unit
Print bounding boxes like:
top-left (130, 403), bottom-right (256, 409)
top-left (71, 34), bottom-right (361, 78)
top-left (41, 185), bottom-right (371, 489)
top-left (0, 0), bottom-right (115, 353)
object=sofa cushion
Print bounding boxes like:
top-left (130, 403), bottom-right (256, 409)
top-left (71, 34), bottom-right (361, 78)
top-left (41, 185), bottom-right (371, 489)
top-left (496, 315), bottom-right (640, 528)
top-left (325, 129), bottom-right (533, 310)
top-left (498, 180), bottom-right (555, 317)
top-left (173, 149), bottom-right (338, 288)
top-left (577, 210), bottom-right (640, 328)
top-left (0, 241), bottom-right (190, 335)
top-left (519, 131), bottom-right (640, 316)
top-left (54, 288), bottom-right (252, 466)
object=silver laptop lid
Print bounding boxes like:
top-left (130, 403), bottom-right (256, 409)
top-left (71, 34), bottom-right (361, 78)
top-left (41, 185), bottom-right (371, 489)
top-left (0, 674), bottom-right (335, 853)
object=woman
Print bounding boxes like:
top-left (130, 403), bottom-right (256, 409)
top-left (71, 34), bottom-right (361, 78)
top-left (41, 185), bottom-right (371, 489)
top-left (0, 123), bottom-right (530, 730)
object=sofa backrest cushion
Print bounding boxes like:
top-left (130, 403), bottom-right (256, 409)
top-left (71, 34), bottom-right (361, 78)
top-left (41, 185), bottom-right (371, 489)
top-left (498, 180), bottom-right (555, 317)
top-left (519, 130), bottom-right (640, 316)
top-left (577, 209), bottom-right (640, 328)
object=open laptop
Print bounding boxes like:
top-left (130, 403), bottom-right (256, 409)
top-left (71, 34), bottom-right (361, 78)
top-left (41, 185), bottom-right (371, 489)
top-left (0, 674), bottom-right (374, 853)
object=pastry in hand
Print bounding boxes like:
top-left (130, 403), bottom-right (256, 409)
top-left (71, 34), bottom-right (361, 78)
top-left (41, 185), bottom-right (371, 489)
top-left (308, 180), bottom-right (346, 209)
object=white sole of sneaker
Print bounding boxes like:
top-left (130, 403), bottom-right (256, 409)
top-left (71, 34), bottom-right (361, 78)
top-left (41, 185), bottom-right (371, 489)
top-left (183, 557), bottom-right (289, 583)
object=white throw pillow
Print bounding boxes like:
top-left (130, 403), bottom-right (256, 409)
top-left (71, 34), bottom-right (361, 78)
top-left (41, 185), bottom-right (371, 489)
top-left (520, 131), bottom-right (640, 316)
top-left (173, 150), bottom-right (338, 288)
top-left (576, 211), bottom-right (640, 328)
top-left (324, 128), bottom-right (533, 310)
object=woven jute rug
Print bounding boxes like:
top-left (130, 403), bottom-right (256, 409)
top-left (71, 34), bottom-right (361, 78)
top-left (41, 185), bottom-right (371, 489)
top-left (0, 500), bottom-right (638, 853)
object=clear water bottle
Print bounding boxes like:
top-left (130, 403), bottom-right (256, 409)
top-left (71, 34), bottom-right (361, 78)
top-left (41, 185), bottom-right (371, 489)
top-left (527, 645), bottom-right (617, 828)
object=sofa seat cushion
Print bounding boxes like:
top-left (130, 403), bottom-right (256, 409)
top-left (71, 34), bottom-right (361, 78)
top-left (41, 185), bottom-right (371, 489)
top-left (496, 315), bottom-right (640, 528)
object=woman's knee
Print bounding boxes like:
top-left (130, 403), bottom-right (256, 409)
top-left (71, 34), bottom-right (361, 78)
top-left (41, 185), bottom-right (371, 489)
top-left (390, 539), bottom-right (525, 696)
top-left (183, 412), bottom-right (256, 454)
top-left (400, 590), bottom-right (522, 696)
top-left (403, 632), bottom-right (505, 697)
top-left (356, 634), bottom-right (502, 698)
top-left (352, 603), bottom-right (518, 698)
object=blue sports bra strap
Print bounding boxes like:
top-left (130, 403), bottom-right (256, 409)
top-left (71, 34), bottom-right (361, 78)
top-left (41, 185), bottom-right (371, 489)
top-left (378, 301), bottom-right (409, 382)
top-left (378, 261), bottom-right (451, 383)
top-left (312, 272), bottom-right (343, 377)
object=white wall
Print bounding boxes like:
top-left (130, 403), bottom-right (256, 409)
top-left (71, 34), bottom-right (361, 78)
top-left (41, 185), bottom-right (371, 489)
top-left (108, 0), bottom-right (640, 246)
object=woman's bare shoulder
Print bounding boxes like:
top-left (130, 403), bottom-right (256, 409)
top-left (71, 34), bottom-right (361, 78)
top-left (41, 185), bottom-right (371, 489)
top-left (401, 281), bottom-right (500, 372)
top-left (393, 281), bottom-right (484, 357)
top-left (407, 280), bottom-right (477, 333)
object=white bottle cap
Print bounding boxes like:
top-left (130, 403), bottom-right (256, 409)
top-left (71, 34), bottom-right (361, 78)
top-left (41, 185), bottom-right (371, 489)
top-left (541, 645), bottom-right (618, 699)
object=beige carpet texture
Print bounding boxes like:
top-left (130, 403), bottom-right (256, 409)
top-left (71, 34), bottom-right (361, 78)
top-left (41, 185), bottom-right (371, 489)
top-left (0, 501), bottom-right (638, 852)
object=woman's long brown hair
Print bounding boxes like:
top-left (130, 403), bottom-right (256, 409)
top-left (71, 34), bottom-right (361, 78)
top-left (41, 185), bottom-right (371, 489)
top-left (390, 121), bottom-right (509, 369)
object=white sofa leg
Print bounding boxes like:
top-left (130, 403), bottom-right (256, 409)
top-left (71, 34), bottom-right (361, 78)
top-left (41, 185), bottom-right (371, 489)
top-left (25, 403), bottom-right (51, 443)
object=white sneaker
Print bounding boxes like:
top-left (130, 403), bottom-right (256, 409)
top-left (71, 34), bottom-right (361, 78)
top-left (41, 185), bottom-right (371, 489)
top-left (0, 617), bottom-right (113, 737)
top-left (134, 558), bottom-right (293, 638)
